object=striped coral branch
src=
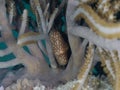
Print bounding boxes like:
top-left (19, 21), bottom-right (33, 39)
top-left (0, 59), bottom-right (22, 68)
top-left (0, 49), bottom-right (12, 57)
top-left (19, 9), bottom-right (28, 37)
top-left (98, 47), bottom-right (115, 80)
top-left (69, 26), bottom-right (120, 51)
top-left (37, 6), bottom-right (47, 33)
top-left (17, 32), bottom-right (45, 46)
top-left (7, 0), bottom-right (16, 24)
top-left (110, 51), bottom-right (120, 90)
top-left (73, 43), bottom-right (94, 90)
top-left (72, 3), bottom-right (120, 39)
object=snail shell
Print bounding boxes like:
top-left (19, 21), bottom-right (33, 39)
top-left (49, 30), bottom-right (68, 66)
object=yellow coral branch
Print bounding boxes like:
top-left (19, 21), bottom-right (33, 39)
top-left (73, 4), bottom-right (120, 39)
top-left (72, 43), bottom-right (94, 90)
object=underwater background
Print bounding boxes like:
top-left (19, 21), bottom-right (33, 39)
top-left (0, 0), bottom-right (105, 80)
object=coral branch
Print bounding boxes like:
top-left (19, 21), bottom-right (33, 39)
top-left (0, 49), bottom-right (12, 57)
top-left (73, 4), bottom-right (120, 39)
top-left (48, 8), bottom-right (58, 33)
top-left (19, 9), bottom-right (28, 37)
top-left (45, 37), bottom-right (57, 68)
top-left (66, 0), bottom-right (82, 70)
top-left (0, 59), bottom-right (22, 68)
top-left (69, 26), bottom-right (120, 51)
top-left (98, 48), bottom-right (115, 80)
top-left (37, 6), bottom-right (47, 33)
top-left (73, 43), bottom-right (94, 90)
top-left (17, 32), bottom-right (45, 46)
